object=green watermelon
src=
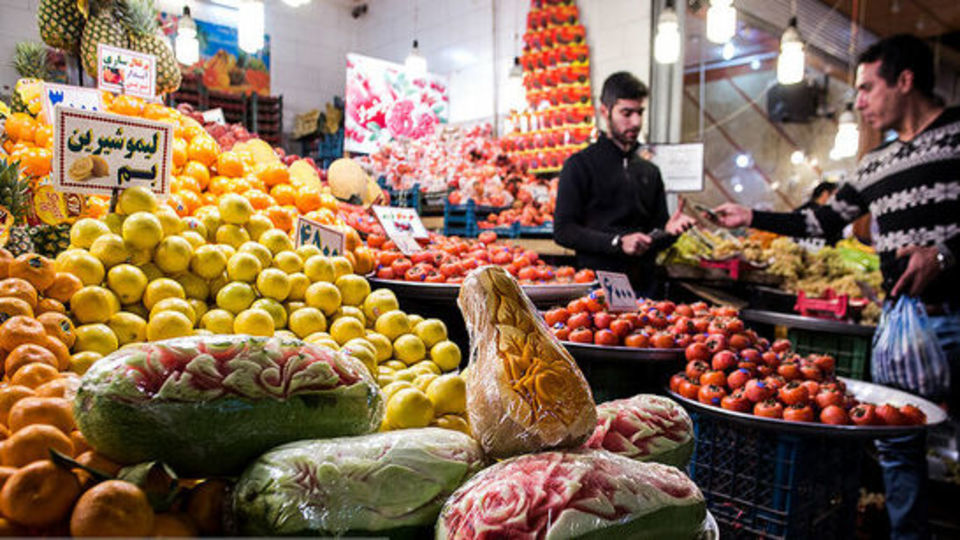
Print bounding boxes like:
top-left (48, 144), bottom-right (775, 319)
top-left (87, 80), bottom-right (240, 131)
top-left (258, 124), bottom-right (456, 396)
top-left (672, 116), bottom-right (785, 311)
top-left (585, 394), bottom-right (695, 468)
top-left (74, 335), bottom-right (384, 476)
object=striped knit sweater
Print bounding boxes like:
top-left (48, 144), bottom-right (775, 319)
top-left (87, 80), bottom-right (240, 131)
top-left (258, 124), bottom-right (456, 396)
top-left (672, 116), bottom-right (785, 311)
top-left (752, 106), bottom-right (960, 305)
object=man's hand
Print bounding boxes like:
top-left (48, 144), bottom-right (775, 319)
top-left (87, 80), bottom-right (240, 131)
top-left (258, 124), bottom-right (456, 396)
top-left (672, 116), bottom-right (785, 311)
top-left (710, 203), bottom-right (753, 228)
top-left (621, 232), bottom-right (652, 255)
top-left (666, 198), bottom-right (696, 236)
top-left (891, 246), bottom-right (942, 297)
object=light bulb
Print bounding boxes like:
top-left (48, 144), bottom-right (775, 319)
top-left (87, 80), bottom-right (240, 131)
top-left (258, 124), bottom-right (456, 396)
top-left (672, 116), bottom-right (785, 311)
top-left (831, 107), bottom-right (859, 159)
top-left (706, 0), bottom-right (737, 44)
top-left (238, 0), bottom-right (265, 54)
top-left (790, 150), bottom-right (805, 165)
top-left (777, 18), bottom-right (805, 85)
top-left (733, 183), bottom-right (744, 193)
top-left (654, 7), bottom-right (680, 64)
top-left (735, 153), bottom-right (751, 168)
top-left (175, 6), bottom-right (199, 65)
top-left (750, 58), bottom-right (762, 70)
top-left (722, 41), bottom-right (735, 60)
top-left (509, 56), bottom-right (523, 78)
top-left (405, 40), bottom-right (427, 77)
top-left (282, 0), bottom-right (309, 6)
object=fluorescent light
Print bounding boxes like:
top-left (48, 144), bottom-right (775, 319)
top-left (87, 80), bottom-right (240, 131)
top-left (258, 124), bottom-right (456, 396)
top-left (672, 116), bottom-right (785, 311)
top-left (790, 150), bottom-right (805, 165)
top-left (777, 17), bottom-right (804, 85)
top-left (238, 0), bottom-right (264, 53)
top-left (282, 0), bottom-right (309, 6)
top-left (706, 0), bottom-right (736, 44)
top-left (721, 41), bottom-right (735, 60)
top-left (654, 7), bottom-right (681, 64)
top-left (175, 6), bottom-right (199, 65)
top-left (405, 40), bottom-right (427, 77)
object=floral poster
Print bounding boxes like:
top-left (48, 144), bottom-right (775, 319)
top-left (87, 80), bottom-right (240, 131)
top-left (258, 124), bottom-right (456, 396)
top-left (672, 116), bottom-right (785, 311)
top-left (344, 53), bottom-right (449, 154)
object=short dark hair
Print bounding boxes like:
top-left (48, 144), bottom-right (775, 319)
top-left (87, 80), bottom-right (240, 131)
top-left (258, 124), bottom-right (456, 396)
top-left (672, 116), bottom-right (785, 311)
top-left (858, 34), bottom-right (935, 98)
top-left (600, 72), bottom-right (648, 108)
top-left (811, 181), bottom-right (838, 201)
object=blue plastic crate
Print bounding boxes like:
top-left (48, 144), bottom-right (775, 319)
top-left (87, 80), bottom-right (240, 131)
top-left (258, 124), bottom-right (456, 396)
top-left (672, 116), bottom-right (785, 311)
top-left (443, 200), bottom-right (511, 238)
top-left (316, 130), bottom-right (343, 159)
top-left (688, 412), bottom-right (862, 539)
top-left (517, 221), bottom-right (554, 237)
top-left (377, 178), bottom-right (422, 212)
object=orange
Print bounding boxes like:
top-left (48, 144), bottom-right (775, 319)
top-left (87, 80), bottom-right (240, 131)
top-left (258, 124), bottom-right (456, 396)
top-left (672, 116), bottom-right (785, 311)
top-left (243, 190), bottom-right (274, 210)
top-left (142, 103), bottom-right (171, 121)
top-left (0, 315), bottom-right (47, 351)
top-left (201, 192), bottom-right (218, 207)
top-left (178, 190), bottom-right (201, 215)
top-left (0, 424), bottom-right (8, 440)
top-left (227, 177), bottom-right (251, 194)
top-left (182, 160), bottom-right (210, 190)
top-left (152, 513), bottom-right (198, 537)
top-left (0, 248), bottom-right (13, 278)
top-left (0, 386), bottom-right (35, 426)
top-left (185, 479), bottom-right (228, 535)
top-left (265, 206), bottom-right (294, 232)
top-left (44, 335), bottom-right (71, 370)
top-left (34, 378), bottom-right (72, 398)
top-left (345, 227), bottom-right (362, 251)
top-left (0, 278), bottom-right (38, 308)
top-left (0, 297), bottom-right (34, 320)
top-left (2, 424), bottom-right (73, 467)
top-left (10, 363), bottom-right (61, 390)
top-left (165, 193), bottom-right (189, 217)
top-left (353, 246), bottom-right (376, 275)
top-left (270, 184), bottom-right (296, 206)
top-left (110, 95), bottom-right (145, 117)
top-left (70, 430), bottom-right (90, 455)
top-left (4, 343), bottom-right (58, 377)
top-left (0, 459), bottom-right (81, 528)
top-left (187, 136), bottom-right (219, 168)
top-left (295, 191), bottom-right (322, 213)
top-left (18, 147), bottom-right (52, 177)
top-left (74, 451), bottom-right (123, 486)
top-left (257, 162), bottom-right (290, 187)
top-left (170, 175), bottom-right (198, 194)
top-left (320, 193), bottom-right (339, 212)
top-left (7, 397), bottom-right (74, 434)
top-left (208, 175), bottom-right (232, 195)
top-left (3, 113), bottom-right (37, 144)
top-left (34, 124), bottom-right (54, 148)
top-left (172, 138), bottom-right (188, 168)
top-left (8, 254), bottom-right (56, 292)
top-left (69, 480), bottom-right (155, 537)
top-left (35, 298), bottom-right (65, 315)
top-left (0, 467), bottom-right (16, 489)
top-left (245, 175), bottom-right (266, 192)
top-left (217, 151), bottom-right (245, 177)
top-left (43, 272), bottom-right (83, 303)
top-left (0, 517), bottom-right (24, 536)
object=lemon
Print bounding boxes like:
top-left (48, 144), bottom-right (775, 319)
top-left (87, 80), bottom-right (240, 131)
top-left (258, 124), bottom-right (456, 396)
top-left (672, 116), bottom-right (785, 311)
top-left (189, 299), bottom-right (208, 320)
top-left (215, 224), bottom-right (250, 248)
top-left (71, 286), bottom-right (120, 324)
top-left (312, 338), bottom-right (341, 351)
top-left (227, 252), bottom-right (262, 283)
top-left (127, 247), bottom-right (153, 265)
top-left (118, 185), bottom-right (158, 215)
top-left (122, 212), bottom-right (164, 250)
top-left (70, 218), bottom-right (110, 249)
top-left (218, 193), bottom-right (254, 225)
top-left (284, 300), bottom-right (306, 315)
top-left (69, 351), bottom-right (102, 376)
top-left (304, 281), bottom-right (342, 316)
top-left (176, 272), bottom-right (210, 301)
top-left (74, 324), bottom-right (119, 355)
top-left (335, 274), bottom-right (371, 306)
top-left (303, 255), bottom-right (335, 283)
top-left (155, 207), bottom-right (183, 236)
top-left (150, 297), bottom-right (197, 325)
top-left (374, 310), bottom-right (411, 341)
top-left (363, 289), bottom-right (399, 321)
top-left (383, 360), bottom-right (407, 371)
top-left (106, 264), bottom-right (148, 304)
top-left (190, 245), bottom-right (228, 280)
top-left (123, 303), bottom-right (150, 320)
top-left (179, 230), bottom-right (206, 251)
top-left (89, 233), bottom-right (131, 268)
top-left (393, 334), bottom-right (426, 365)
top-left (256, 268), bottom-right (291, 301)
top-left (143, 278), bottom-right (185, 310)
top-left (259, 229), bottom-right (294, 255)
top-left (154, 235), bottom-right (194, 274)
top-left (377, 375), bottom-right (396, 388)
top-left (408, 314), bottom-right (424, 327)
top-left (216, 282), bottom-right (256, 314)
top-left (364, 331), bottom-right (393, 362)
top-left (103, 213), bottom-right (124, 235)
top-left (426, 374), bottom-right (466, 414)
top-left (329, 316), bottom-right (364, 345)
top-left (273, 251), bottom-right (302, 274)
top-left (216, 243), bottom-right (236, 260)
top-left (305, 331), bottom-right (332, 342)
top-left (381, 381), bottom-right (414, 399)
top-left (140, 263), bottom-right (164, 282)
top-left (209, 272), bottom-right (230, 297)
top-left (233, 308), bottom-right (275, 336)
top-left (411, 360), bottom-right (441, 375)
top-left (287, 307), bottom-right (327, 338)
top-left (341, 342), bottom-right (376, 375)
top-left (330, 256), bottom-right (354, 280)
top-left (334, 306), bottom-right (366, 327)
top-left (252, 298), bottom-right (287, 329)
top-left (147, 311), bottom-right (194, 341)
top-left (55, 248), bottom-right (86, 272)
top-left (414, 319), bottom-right (448, 348)
top-left (181, 217), bottom-right (208, 239)
top-left (287, 273), bottom-right (310, 301)
top-left (195, 208), bottom-right (222, 241)
top-left (200, 309), bottom-right (235, 334)
top-left (66, 252), bottom-right (106, 286)
top-left (430, 340), bottom-right (462, 372)
top-left (238, 241), bottom-right (273, 268)
top-left (343, 337), bottom-right (377, 359)
top-left (108, 312), bottom-right (147, 345)
top-left (385, 387), bottom-right (434, 429)
top-left (296, 245), bottom-right (322, 260)
top-left (413, 373), bottom-right (438, 392)
top-left (244, 214), bottom-right (274, 241)
top-left (274, 330), bottom-right (298, 341)
top-left (431, 414), bottom-right (471, 435)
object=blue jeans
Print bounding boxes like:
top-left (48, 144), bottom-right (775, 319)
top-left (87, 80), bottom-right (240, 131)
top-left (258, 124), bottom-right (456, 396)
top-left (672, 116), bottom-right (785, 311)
top-left (875, 312), bottom-right (960, 540)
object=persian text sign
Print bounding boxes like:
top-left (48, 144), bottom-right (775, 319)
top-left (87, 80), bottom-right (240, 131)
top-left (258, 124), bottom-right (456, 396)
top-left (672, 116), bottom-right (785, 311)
top-left (596, 271), bottom-right (637, 312)
top-left (97, 44), bottom-right (156, 98)
top-left (294, 217), bottom-right (345, 256)
top-left (41, 83), bottom-right (104, 125)
top-left (52, 106), bottom-right (172, 196)
top-left (372, 205), bottom-right (429, 240)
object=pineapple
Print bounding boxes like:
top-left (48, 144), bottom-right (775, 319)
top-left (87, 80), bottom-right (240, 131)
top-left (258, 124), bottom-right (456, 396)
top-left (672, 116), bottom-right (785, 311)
top-left (80, 0), bottom-right (126, 79)
top-left (37, 0), bottom-right (86, 54)
top-left (118, 0), bottom-right (180, 94)
top-left (0, 159), bottom-right (35, 256)
top-left (29, 223), bottom-right (71, 258)
top-left (10, 41), bottom-right (51, 114)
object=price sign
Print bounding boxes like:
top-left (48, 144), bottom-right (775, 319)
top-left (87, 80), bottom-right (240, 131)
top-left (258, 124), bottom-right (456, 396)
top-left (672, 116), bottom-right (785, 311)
top-left (41, 83), bottom-right (104, 125)
top-left (97, 44), bottom-right (156, 99)
top-left (372, 205), bottom-right (429, 240)
top-left (646, 142), bottom-right (704, 193)
top-left (52, 106), bottom-right (173, 196)
top-left (596, 271), bottom-right (637, 312)
top-left (295, 216), bottom-right (345, 256)
top-left (202, 108), bottom-right (226, 125)
top-left (393, 233), bottom-right (423, 256)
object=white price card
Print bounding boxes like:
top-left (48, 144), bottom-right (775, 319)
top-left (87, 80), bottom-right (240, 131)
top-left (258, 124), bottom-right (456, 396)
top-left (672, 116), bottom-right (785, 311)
top-left (41, 83), bottom-right (104, 125)
top-left (52, 106), bottom-right (173, 196)
top-left (646, 142), bottom-right (704, 193)
top-left (372, 205), bottom-right (429, 240)
top-left (202, 108), bottom-right (226, 125)
top-left (295, 216), bottom-right (345, 256)
top-left (596, 271), bottom-right (637, 312)
top-left (393, 233), bottom-right (423, 256)
top-left (97, 44), bottom-right (156, 99)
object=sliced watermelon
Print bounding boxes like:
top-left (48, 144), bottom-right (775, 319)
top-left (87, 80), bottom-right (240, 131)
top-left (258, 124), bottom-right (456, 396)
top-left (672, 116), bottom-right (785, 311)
top-left (585, 394), bottom-right (694, 468)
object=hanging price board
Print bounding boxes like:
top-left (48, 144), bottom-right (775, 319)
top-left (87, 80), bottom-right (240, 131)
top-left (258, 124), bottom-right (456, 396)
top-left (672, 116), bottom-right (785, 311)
top-left (97, 44), bottom-right (156, 99)
top-left (295, 216), bottom-right (345, 256)
top-left (596, 271), bottom-right (637, 312)
top-left (372, 205), bottom-right (429, 240)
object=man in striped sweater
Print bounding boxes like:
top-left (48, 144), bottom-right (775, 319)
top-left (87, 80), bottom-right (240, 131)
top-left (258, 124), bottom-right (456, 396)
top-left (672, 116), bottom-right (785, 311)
top-left (711, 35), bottom-right (959, 540)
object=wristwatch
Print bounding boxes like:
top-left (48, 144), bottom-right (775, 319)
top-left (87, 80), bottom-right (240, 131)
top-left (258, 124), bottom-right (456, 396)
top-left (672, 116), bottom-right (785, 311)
top-left (936, 244), bottom-right (955, 270)
top-left (611, 235), bottom-right (622, 250)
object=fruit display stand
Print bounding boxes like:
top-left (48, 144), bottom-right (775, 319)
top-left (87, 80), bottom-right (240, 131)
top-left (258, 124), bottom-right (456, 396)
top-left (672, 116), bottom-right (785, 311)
top-left (670, 379), bottom-right (946, 539)
top-left (561, 341), bottom-right (683, 402)
top-left (443, 200), bottom-right (512, 238)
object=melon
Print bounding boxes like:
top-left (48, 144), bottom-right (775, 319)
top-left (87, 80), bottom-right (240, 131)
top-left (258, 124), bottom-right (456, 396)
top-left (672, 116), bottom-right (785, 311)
top-left (585, 394), bottom-right (694, 468)
top-left (327, 158), bottom-right (370, 203)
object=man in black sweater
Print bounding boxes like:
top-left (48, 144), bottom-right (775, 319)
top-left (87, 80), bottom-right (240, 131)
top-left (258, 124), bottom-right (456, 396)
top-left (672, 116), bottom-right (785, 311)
top-left (554, 72), bottom-right (694, 295)
top-left (711, 35), bottom-right (959, 540)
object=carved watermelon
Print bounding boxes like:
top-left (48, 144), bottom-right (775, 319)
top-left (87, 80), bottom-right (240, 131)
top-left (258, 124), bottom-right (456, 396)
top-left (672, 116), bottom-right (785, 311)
top-left (585, 394), bottom-right (694, 468)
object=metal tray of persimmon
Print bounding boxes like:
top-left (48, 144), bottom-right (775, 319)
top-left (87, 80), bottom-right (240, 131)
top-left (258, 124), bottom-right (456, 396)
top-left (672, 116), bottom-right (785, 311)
top-left (561, 341), bottom-right (684, 363)
top-left (668, 377), bottom-right (946, 438)
top-left (368, 278), bottom-right (596, 304)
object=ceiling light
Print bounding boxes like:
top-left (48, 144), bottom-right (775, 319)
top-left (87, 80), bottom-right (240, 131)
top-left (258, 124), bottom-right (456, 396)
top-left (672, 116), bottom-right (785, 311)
top-left (509, 56), bottom-right (523, 78)
top-left (733, 182), bottom-right (744, 193)
top-left (721, 41), bottom-right (735, 60)
top-left (831, 103), bottom-right (859, 159)
top-left (790, 150), bottom-right (805, 165)
top-left (750, 58), bottom-right (761, 70)
top-left (175, 6), bottom-right (199, 65)
top-left (706, 0), bottom-right (737, 44)
top-left (654, 5), bottom-right (681, 64)
top-left (405, 40), bottom-right (427, 77)
top-left (735, 153), bottom-right (751, 168)
top-left (237, 0), bottom-right (264, 54)
top-left (777, 17), bottom-right (805, 85)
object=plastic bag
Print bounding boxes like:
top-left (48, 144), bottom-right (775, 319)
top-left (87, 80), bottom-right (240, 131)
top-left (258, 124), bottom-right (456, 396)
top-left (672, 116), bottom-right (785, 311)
top-left (871, 296), bottom-right (951, 400)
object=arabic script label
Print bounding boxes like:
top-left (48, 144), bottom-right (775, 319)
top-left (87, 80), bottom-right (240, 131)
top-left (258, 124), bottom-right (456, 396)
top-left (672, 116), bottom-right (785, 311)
top-left (97, 44), bottom-right (157, 99)
top-left (294, 217), bottom-right (345, 256)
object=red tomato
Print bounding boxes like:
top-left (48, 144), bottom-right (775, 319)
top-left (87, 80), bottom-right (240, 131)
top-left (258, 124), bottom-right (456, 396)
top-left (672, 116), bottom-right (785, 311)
top-left (744, 379), bottom-right (775, 402)
top-left (698, 384), bottom-right (727, 406)
top-left (800, 380), bottom-right (820, 397)
top-left (726, 318), bottom-right (745, 334)
top-left (669, 373), bottom-right (686, 393)
top-left (777, 381), bottom-right (810, 406)
top-left (678, 378), bottom-right (702, 400)
top-left (900, 404), bottom-right (926, 425)
top-left (815, 388), bottom-right (844, 409)
top-left (685, 342), bottom-right (710, 362)
top-left (721, 389), bottom-right (752, 412)
top-left (711, 350), bottom-right (737, 371)
top-left (478, 231), bottom-right (497, 244)
top-left (685, 360), bottom-right (709, 381)
top-left (777, 361), bottom-right (801, 381)
top-left (567, 299), bottom-right (588, 313)
top-left (700, 370), bottom-right (726, 387)
top-left (651, 333), bottom-right (676, 349)
top-left (820, 405), bottom-right (849, 425)
top-left (705, 334), bottom-right (727, 354)
top-left (569, 328), bottom-right (594, 343)
top-left (567, 312), bottom-right (591, 330)
top-left (594, 329), bottom-right (619, 346)
top-left (391, 257), bottom-right (413, 275)
top-left (876, 404), bottom-right (906, 426)
top-left (517, 266), bottom-right (538, 281)
top-left (727, 368), bottom-right (752, 390)
top-left (850, 404), bottom-right (877, 426)
top-left (376, 267), bottom-right (396, 279)
top-left (761, 351), bottom-right (780, 367)
top-left (771, 339), bottom-right (792, 353)
top-left (655, 301), bottom-right (676, 316)
top-left (624, 332), bottom-right (649, 348)
top-left (800, 364), bottom-right (823, 382)
top-left (783, 403), bottom-right (815, 423)
top-left (813, 354), bottom-right (836, 373)
top-left (763, 375), bottom-right (787, 391)
top-left (552, 325), bottom-right (571, 341)
top-left (609, 318), bottom-right (633, 338)
top-left (593, 311), bottom-right (612, 329)
top-left (753, 399), bottom-right (784, 419)
top-left (544, 308), bottom-right (569, 327)
top-left (556, 266), bottom-right (575, 278)
top-left (675, 304), bottom-right (694, 317)
top-left (729, 333), bottom-right (750, 351)
top-left (740, 348), bottom-right (761, 365)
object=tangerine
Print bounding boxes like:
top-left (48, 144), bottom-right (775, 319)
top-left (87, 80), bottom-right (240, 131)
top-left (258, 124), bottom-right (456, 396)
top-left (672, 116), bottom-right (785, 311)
top-left (18, 147), bottom-right (52, 177)
top-left (4, 343), bottom-right (58, 377)
top-left (172, 138), bottom-right (187, 168)
top-left (217, 151), bottom-right (245, 177)
top-left (0, 248), bottom-right (13, 278)
top-left (0, 386), bottom-right (35, 426)
top-left (43, 272), bottom-right (83, 303)
top-left (152, 513), bottom-right (199, 537)
top-left (34, 377), bottom-right (72, 398)
top-left (0, 278), bottom-right (38, 308)
top-left (70, 430), bottom-right (90, 455)
top-left (7, 397), bottom-right (74, 433)
top-left (295, 191), bottom-right (322, 213)
top-left (69, 480), bottom-right (155, 537)
top-left (110, 95), bottom-right (144, 116)
top-left (8, 254), bottom-right (55, 291)
top-left (270, 183), bottom-right (296, 205)
top-left (182, 160), bottom-right (210, 190)
top-left (10, 363), bottom-right (61, 390)
top-left (0, 297), bottom-right (34, 320)
top-left (0, 460), bottom-right (80, 528)
top-left (35, 298), bottom-right (66, 315)
top-left (0, 315), bottom-right (47, 350)
top-left (2, 424), bottom-right (73, 467)
top-left (187, 136), bottom-right (219, 167)
top-left (257, 162), bottom-right (290, 187)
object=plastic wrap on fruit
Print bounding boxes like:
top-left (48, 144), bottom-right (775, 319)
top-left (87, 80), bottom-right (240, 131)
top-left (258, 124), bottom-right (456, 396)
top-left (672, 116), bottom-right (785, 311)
top-left (73, 335), bottom-right (384, 476)
top-left (585, 394), bottom-right (694, 468)
top-left (436, 449), bottom-right (707, 539)
top-left (233, 427), bottom-right (485, 536)
top-left (457, 265), bottom-right (596, 459)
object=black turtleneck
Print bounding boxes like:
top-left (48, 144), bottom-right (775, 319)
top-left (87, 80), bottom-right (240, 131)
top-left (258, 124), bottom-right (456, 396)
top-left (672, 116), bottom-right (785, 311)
top-left (554, 133), bottom-right (671, 292)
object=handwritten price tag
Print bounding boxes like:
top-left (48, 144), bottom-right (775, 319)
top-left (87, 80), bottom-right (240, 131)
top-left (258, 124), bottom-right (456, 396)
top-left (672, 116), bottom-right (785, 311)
top-left (393, 233), bottom-right (423, 256)
top-left (41, 83), bottom-right (104, 125)
top-left (372, 205), bottom-right (429, 240)
top-left (295, 217), bottom-right (345, 256)
top-left (97, 44), bottom-right (156, 99)
top-left (596, 271), bottom-right (637, 312)
top-left (202, 108), bottom-right (226, 125)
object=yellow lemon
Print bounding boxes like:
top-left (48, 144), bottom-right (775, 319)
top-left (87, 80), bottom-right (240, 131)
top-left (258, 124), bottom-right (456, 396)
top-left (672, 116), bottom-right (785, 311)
top-left (153, 235), bottom-right (194, 275)
top-left (258, 229), bottom-right (294, 255)
top-left (408, 314), bottom-right (424, 327)
top-left (287, 273), bottom-right (310, 301)
top-left (256, 268), bottom-right (291, 301)
top-left (381, 381), bottom-right (414, 399)
top-left (362, 289), bottom-right (399, 321)
top-left (342, 337), bottom-right (377, 358)
top-left (143, 278), bottom-right (186, 311)
top-left (123, 302), bottom-right (150, 320)
top-left (190, 245), bottom-right (228, 280)
top-left (70, 218), bottom-right (110, 249)
top-left (150, 297), bottom-right (197, 325)
top-left (274, 329), bottom-right (298, 341)
top-left (244, 214), bottom-right (274, 241)
top-left (303, 255), bottom-right (335, 283)
top-left (426, 374), bottom-right (467, 415)
top-left (127, 246), bottom-right (153, 266)
top-left (218, 193), bottom-right (254, 225)
top-left (411, 360), bottom-right (441, 376)
top-left (341, 341), bottom-right (377, 375)
top-left (287, 307), bottom-right (327, 338)
top-left (414, 319), bottom-right (448, 348)
top-left (103, 213), bottom-right (124, 235)
top-left (180, 230), bottom-right (207, 250)
top-left (364, 331), bottom-right (393, 362)
top-left (108, 312), bottom-right (147, 345)
top-left (233, 308), bottom-right (275, 336)
top-left (273, 251), bottom-right (302, 274)
top-left (330, 256), bottom-right (353, 280)
top-left (216, 243), bottom-right (236, 260)
top-left (122, 211), bottom-right (164, 250)
top-left (65, 251), bottom-right (106, 286)
top-left (431, 414), bottom-right (471, 435)
top-left (89, 233), bottom-right (131, 268)
top-left (227, 252), bottom-right (262, 283)
top-left (215, 282), bottom-right (256, 314)
top-left (106, 264), bottom-right (148, 304)
top-left (333, 306), bottom-right (366, 327)
top-left (329, 316), bottom-right (365, 345)
top-left (176, 272), bottom-right (210, 301)
top-left (181, 216), bottom-right (208, 239)
top-left (251, 298), bottom-right (287, 329)
top-left (209, 272), bottom-right (230, 298)
top-left (304, 281), bottom-right (341, 316)
top-left (385, 387), bottom-right (434, 429)
top-left (140, 263), bottom-right (164, 282)
top-left (69, 351), bottom-right (102, 376)
top-left (215, 224), bottom-right (250, 248)
top-left (296, 245), bottom-right (322, 261)
top-left (74, 323), bottom-right (119, 355)
top-left (189, 299), bottom-right (208, 320)
top-left (374, 310), bottom-right (411, 341)
top-left (71, 286), bottom-right (120, 324)
top-left (147, 311), bottom-right (194, 341)
top-left (284, 300), bottom-right (306, 315)
top-left (383, 360), bottom-right (407, 371)
top-left (155, 207), bottom-right (183, 236)
top-left (238, 241), bottom-right (272, 268)
top-left (393, 334), bottom-right (426, 365)
top-left (413, 373), bottom-right (439, 392)
top-left (117, 185), bottom-right (158, 215)
top-left (200, 309), bottom-right (235, 334)
top-left (430, 340), bottom-right (462, 372)
top-left (335, 274), bottom-right (371, 306)
top-left (195, 207), bottom-right (222, 241)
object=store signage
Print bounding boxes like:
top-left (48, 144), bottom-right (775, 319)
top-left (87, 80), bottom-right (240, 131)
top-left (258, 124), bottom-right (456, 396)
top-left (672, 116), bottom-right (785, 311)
top-left (372, 205), bottom-right (429, 240)
top-left (646, 142), bottom-right (704, 193)
top-left (392, 232), bottom-right (423, 256)
top-left (295, 216), bottom-right (345, 256)
top-left (202, 108), bottom-right (226, 125)
top-left (97, 44), bottom-right (156, 99)
top-left (596, 271), bottom-right (637, 312)
top-left (41, 83), bottom-right (104, 125)
top-left (52, 106), bottom-right (172, 196)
